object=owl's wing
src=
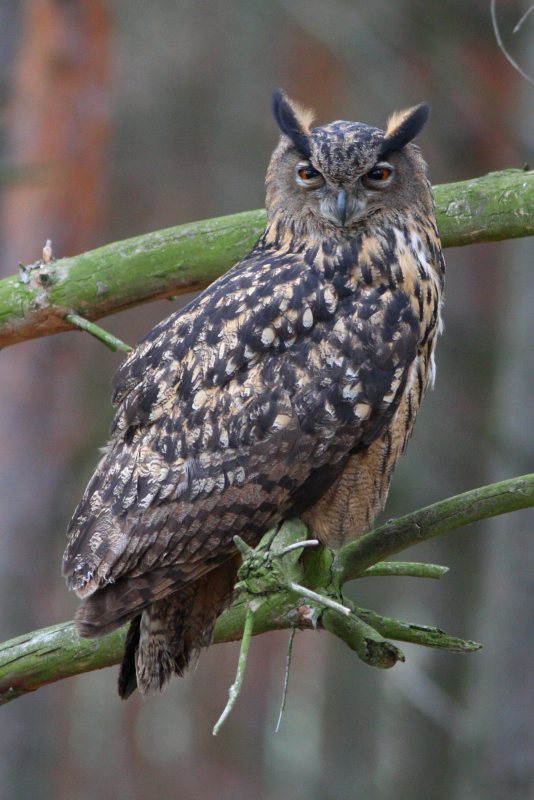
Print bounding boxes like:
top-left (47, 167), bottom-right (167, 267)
top-left (63, 246), bottom-right (420, 626)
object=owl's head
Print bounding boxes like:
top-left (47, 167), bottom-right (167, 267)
top-left (266, 89), bottom-right (432, 237)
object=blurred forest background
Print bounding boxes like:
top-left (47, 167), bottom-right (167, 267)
top-left (0, 1), bottom-right (533, 799)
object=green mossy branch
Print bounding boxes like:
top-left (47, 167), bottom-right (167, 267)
top-left (0, 168), bottom-right (532, 349)
top-left (65, 313), bottom-right (132, 352)
top-left (335, 473), bottom-right (534, 581)
top-left (0, 474), bottom-right (531, 706)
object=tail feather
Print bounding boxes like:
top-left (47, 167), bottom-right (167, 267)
top-left (134, 583), bottom-right (198, 695)
top-left (118, 615), bottom-right (141, 699)
top-left (119, 556), bottom-right (240, 697)
top-left (74, 564), bottom-right (197, 638)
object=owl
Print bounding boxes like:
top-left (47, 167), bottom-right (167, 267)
top-left (63, 90), bottom-right (445, 698)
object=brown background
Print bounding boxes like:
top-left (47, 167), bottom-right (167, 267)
top-left (0, 2), bottom-right (533, 798)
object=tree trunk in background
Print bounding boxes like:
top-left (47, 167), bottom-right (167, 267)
top-left (452, 36), bottom-right (534, 799)
top-left (0, 2), bottom-right (111, 797)
top-left (453, 242), bottom-right (534, 800)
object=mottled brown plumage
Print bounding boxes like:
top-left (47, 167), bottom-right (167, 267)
top-left (63, 90), bottom-right (445, 697)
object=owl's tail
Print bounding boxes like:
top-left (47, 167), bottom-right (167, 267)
top-left (118, 557), bottom-right (240, 698)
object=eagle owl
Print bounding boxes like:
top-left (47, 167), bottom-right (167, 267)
top-left (63, 90), bottom-right (445, 698)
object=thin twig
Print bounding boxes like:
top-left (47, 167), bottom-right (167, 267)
top-left (212, 604), bottom-right (255, 736)
top-left (491, 0), bottom-right (534, 86)
top-left (513, 4), bottom-right (534, 34)
top-left (275, 627), bottom-right (296, 733)
top-left (355, 608), bottom-right (482, 653)
top-left (288, 581), bottom-right (351, 616)
top-left (233, 534), bottom-right (254, 557)
top-left (65, 313), bottom-right (132, 353)
top-left (362, 562), bottom-right (449, 579)
top-left (322, 608), bottom-right (405, 669)
top-left (275, 539), bottom-right (320, 556)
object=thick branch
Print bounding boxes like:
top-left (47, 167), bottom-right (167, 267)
top-left (1, 169), bottom-right (532, 348)
top-left (336, 473), bottom-right (534, 582)
top-left (0, 474), bottom-right (531, 705)
top-left (435, 169), bottom-right (534, 246)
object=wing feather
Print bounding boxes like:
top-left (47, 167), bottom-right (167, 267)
top-left (63, 240), bottom-right (421, 613)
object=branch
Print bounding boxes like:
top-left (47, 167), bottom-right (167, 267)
top-left (335, 473), bottom-right (534, 581)
top-left (1, 474), bottom-right (531, 705)
top-left (435, 169), bottom-right (534, 246)
top-left (1, 168), bottom-right (532, 348)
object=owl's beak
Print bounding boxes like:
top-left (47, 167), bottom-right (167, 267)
top-left (335, 190), bottom-right (347, 225)
top-left (319, 188), bottom-right (365, 228)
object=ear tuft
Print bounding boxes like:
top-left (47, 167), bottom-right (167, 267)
top-left (379, 102), bottom-right (430, 159)
top-left (271, 88), bottom-right (313, 158)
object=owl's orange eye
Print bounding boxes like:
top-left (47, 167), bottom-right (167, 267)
top-left (295, 161), bottom-right (324, 189)
top-left (298, 165), bottom-right (319, 180)
top-left (363, 162), bottom-right (395, 189)
top-left (367, 166), bottom-right (391, 181)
